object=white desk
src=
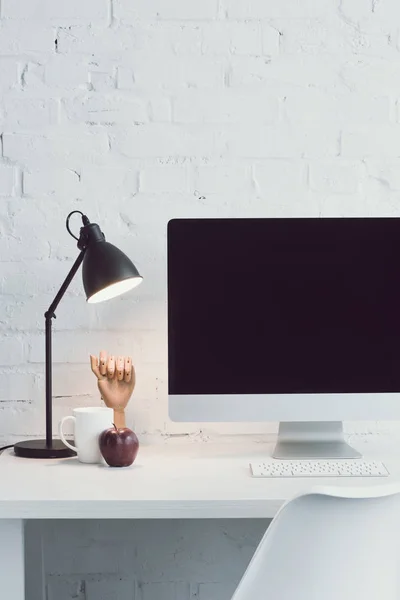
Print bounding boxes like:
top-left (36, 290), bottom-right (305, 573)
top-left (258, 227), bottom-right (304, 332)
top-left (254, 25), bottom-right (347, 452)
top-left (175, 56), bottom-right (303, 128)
top-left (1, 435), bottom-right (400, 600)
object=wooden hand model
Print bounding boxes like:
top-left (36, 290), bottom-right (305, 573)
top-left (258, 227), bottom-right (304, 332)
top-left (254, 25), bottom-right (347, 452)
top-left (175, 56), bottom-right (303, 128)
top-left (90, 350), bottom-right (135, 428)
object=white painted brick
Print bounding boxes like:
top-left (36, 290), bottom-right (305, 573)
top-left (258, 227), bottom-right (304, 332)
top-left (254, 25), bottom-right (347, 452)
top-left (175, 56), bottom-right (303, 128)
top-left (8, 196), bottom-right (80, 246)
top-left (342, 59), bottom-right (400, 95)
top-left (57, 26), bottom-right (137, 56)
top-left (0, 261), bottom-right (82, 297)
top-left (202, 23), bottom-right (231, 55)
top-left (3, 98), bottom-right (59, 129)
top-left (315, 188), bottom-right (397, 218)
top-left (2, 0), bottom-right (109, 23)
top-left (149, 97), bottom-right (172, 122)
top-left (24, 169), bottom-right (80, 196)
top-left (198, 582), bottom-right (237, 600)
top-left (42, 519), bottom-right (263, 587)
top-left (114, 0), bottom-right (218, 21)
top-left (279, 18), bottom-right (394, 58)
top-left (2, 130), bottom-right (109, 167)
top-left (343, 29), bottom-right (394, 60)
top-left (371, 0), bottom-right (400, 26)
top-left (278, 18), bottom-right (344, 56)
top-left (0, 203), bottom-right (13, 236)
top-left (0, 294), bottom-right (98, 332)
top-left (253, 160), bottom-right (308, 196)
top-left (202, 22), bottom-right (262, 56)
top-left (0, 60), bottom-right (18, 92)
top-left (169, 24), bottom-right (203, 54)
top-left (0, 234), bottom-right (50, 261)
top-left (262, 24), bottom-right (281, 56)
top-left (364, 160), bottom-right (400, 190)
top-left (91, 296), bottom-right (165, 342)
top-left (230, 22), bottom-right (262, 55)
top-left (80, 167), bottom-right (138, 198)
top-left (227, 55), bottom-right (280, 88)
top-left (0, 373), bottom-right (35, 403)
top-left (58, 23), bottom-right (202, 61)
top-left (139, 582), bottom-right (190, 600)
top-left (309, 161), bottom-right (361, 194)
top-left (225, 125), bottom-right (338, 158)
top-left (46, 578), bottom-right (85, 600)
top-left (194, 166), bottom-right (251, 194)
top-left (0, 22), bottom-right (54, 54)
top-left (110, 125), bottom-right (222, 158)
top-left (174, 91), bottom-right (278, 124)
top-left (22, 63), bottom-right (45, 90)
top-left (133, 55), bottom-right (224, 90)
top-left (342, 126), bottom-right (400, 157)
top-left (0, 338), bottom-right (25, 366)
top-left (225, 0), bottom-right (334, 19)
top-left (140, 167), bottom-right (189, 193)
top-left (95, 296), bottom-right (164, 332)
top-left (51, 364), bottom-right (98, 398)
top-left (28, 330), bottom-right (153, 364)
top-left (0, 166), bottom-right (16, 196)
top-left (252, 189), bottom-right (320, 216)
top-left (50, 543), bottom-right (142, 580)
top-left (45, 57), bottom-right (89, 89)
top-left (62, 95), bottom-right (148, 125)
top-left (363, 159), bottom-right (400, 191)
top-left (122, 22), bottom-right (203, 55)
top-left (229, 55), bottom-right (345, 90)
top-left (339, 0), bottom-right (374, 23)
top-left (0, 371), bottom-right (34, 403)
top-left (86, 578), bottom-right (135, 600)
top-left (90, 71), bottom-right (116, 92)
top-left (111, 22), bottom-right (203, 56)
top-left (0, 401), bottom-right (45, 437)
top-left (117, 67), bottom-right (135, 90)
top-left (284, 92), bottom-right (389, 124)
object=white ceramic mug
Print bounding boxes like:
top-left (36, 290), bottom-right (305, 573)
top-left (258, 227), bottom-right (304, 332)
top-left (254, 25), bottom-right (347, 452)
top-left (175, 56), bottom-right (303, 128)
top-left (59, 407), bottom-right (113, 464)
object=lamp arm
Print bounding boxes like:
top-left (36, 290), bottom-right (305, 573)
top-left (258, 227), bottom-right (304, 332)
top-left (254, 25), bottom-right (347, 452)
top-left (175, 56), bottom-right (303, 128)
top-left (44, 249), bottom-right (86, 447)
top-left (45, 250), bottom-right (86, 320)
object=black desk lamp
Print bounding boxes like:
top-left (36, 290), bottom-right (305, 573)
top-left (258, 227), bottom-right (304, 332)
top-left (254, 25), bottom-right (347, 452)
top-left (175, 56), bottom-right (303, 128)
top-left (14, 211), bottom-right (143, 459)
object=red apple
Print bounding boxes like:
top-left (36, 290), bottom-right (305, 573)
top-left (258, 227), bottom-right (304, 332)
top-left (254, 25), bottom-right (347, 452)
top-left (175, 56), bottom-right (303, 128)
top-left (99, 424), bottom-right (139, 467)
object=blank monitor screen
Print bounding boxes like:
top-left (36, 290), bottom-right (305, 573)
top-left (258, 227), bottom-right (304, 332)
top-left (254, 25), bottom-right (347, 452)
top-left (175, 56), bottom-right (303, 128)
top-left (168, 218), bottom-right (400, 396)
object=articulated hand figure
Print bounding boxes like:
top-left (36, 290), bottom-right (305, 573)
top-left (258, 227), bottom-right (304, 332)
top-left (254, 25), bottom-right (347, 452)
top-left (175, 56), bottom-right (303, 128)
top-left (90, 350), bottom-right (135, 428)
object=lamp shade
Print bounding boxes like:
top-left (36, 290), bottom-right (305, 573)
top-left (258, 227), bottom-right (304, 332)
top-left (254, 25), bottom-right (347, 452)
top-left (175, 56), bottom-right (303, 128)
top-left (82, 240), bottom-right (143, 304)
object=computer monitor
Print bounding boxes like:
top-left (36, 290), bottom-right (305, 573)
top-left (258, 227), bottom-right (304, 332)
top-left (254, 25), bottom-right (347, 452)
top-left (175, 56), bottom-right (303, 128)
top-left (167, 218), bottom-right (400, 459)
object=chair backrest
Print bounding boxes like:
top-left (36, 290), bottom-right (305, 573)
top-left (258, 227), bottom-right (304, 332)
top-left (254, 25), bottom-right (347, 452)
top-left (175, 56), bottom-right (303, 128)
top-left (231, 485), bottom-right (400, 600)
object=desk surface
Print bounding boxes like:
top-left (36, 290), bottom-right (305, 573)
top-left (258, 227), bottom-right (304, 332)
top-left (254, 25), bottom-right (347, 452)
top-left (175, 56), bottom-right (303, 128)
top-left (1, 435), bottom-right (400, 520)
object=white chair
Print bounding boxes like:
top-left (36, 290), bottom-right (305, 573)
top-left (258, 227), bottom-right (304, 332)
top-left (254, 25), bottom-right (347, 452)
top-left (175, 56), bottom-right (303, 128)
top-left (231, 485), bottom-right (400, 600)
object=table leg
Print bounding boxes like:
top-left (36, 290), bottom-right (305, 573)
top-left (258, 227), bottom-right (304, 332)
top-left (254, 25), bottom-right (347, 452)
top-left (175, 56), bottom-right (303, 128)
top-left (0, 520), bottom-right (25, 600)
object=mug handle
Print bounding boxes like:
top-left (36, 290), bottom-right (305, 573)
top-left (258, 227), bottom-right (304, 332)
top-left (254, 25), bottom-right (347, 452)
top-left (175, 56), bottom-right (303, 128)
top-left (59, 416), bottom-right (78, 452)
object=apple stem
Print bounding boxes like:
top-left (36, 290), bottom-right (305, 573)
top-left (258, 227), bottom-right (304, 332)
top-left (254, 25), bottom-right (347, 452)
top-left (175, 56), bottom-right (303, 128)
top-left (113, 423), bottom-right (118, 432)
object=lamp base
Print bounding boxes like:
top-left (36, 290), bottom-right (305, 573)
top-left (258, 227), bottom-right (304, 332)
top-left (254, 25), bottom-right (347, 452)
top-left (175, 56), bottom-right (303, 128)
top-left (14, 439), bottom-right (76, 459)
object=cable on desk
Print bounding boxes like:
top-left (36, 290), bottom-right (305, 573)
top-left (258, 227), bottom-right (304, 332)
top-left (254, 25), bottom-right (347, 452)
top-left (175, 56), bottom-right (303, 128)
top-left (0, 444), bottom-right (14, 452)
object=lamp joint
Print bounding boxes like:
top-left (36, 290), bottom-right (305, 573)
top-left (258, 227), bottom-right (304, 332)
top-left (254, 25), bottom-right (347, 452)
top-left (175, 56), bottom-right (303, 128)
top-left (78, 222), bottom-right (106, 251)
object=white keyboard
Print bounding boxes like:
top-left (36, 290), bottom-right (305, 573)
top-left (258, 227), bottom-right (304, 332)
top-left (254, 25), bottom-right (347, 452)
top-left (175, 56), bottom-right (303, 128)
top-left (250, 460), bottom-right (389, 478)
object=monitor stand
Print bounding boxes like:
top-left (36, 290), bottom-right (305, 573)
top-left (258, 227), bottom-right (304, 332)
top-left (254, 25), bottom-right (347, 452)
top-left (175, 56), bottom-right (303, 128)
top-left (273, 422), bottom-right (361, 459)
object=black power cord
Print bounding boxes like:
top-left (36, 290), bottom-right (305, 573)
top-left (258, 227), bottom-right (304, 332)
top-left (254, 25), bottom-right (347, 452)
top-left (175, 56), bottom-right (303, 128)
top-left (0, 444), bottom-right (14, 452)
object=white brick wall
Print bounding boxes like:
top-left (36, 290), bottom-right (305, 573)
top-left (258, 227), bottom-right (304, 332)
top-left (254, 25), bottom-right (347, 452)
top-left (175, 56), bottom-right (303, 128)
top-left (26, 519), bottom-right (266, 600)
top-left (0, 165), bottom-right (16, 195)
top-left (1, 0), bottom-right (400, 598)
top-left (114, 0), bottom-right (219, 21)
top-left (2, 0), bottom-right (109, 23)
